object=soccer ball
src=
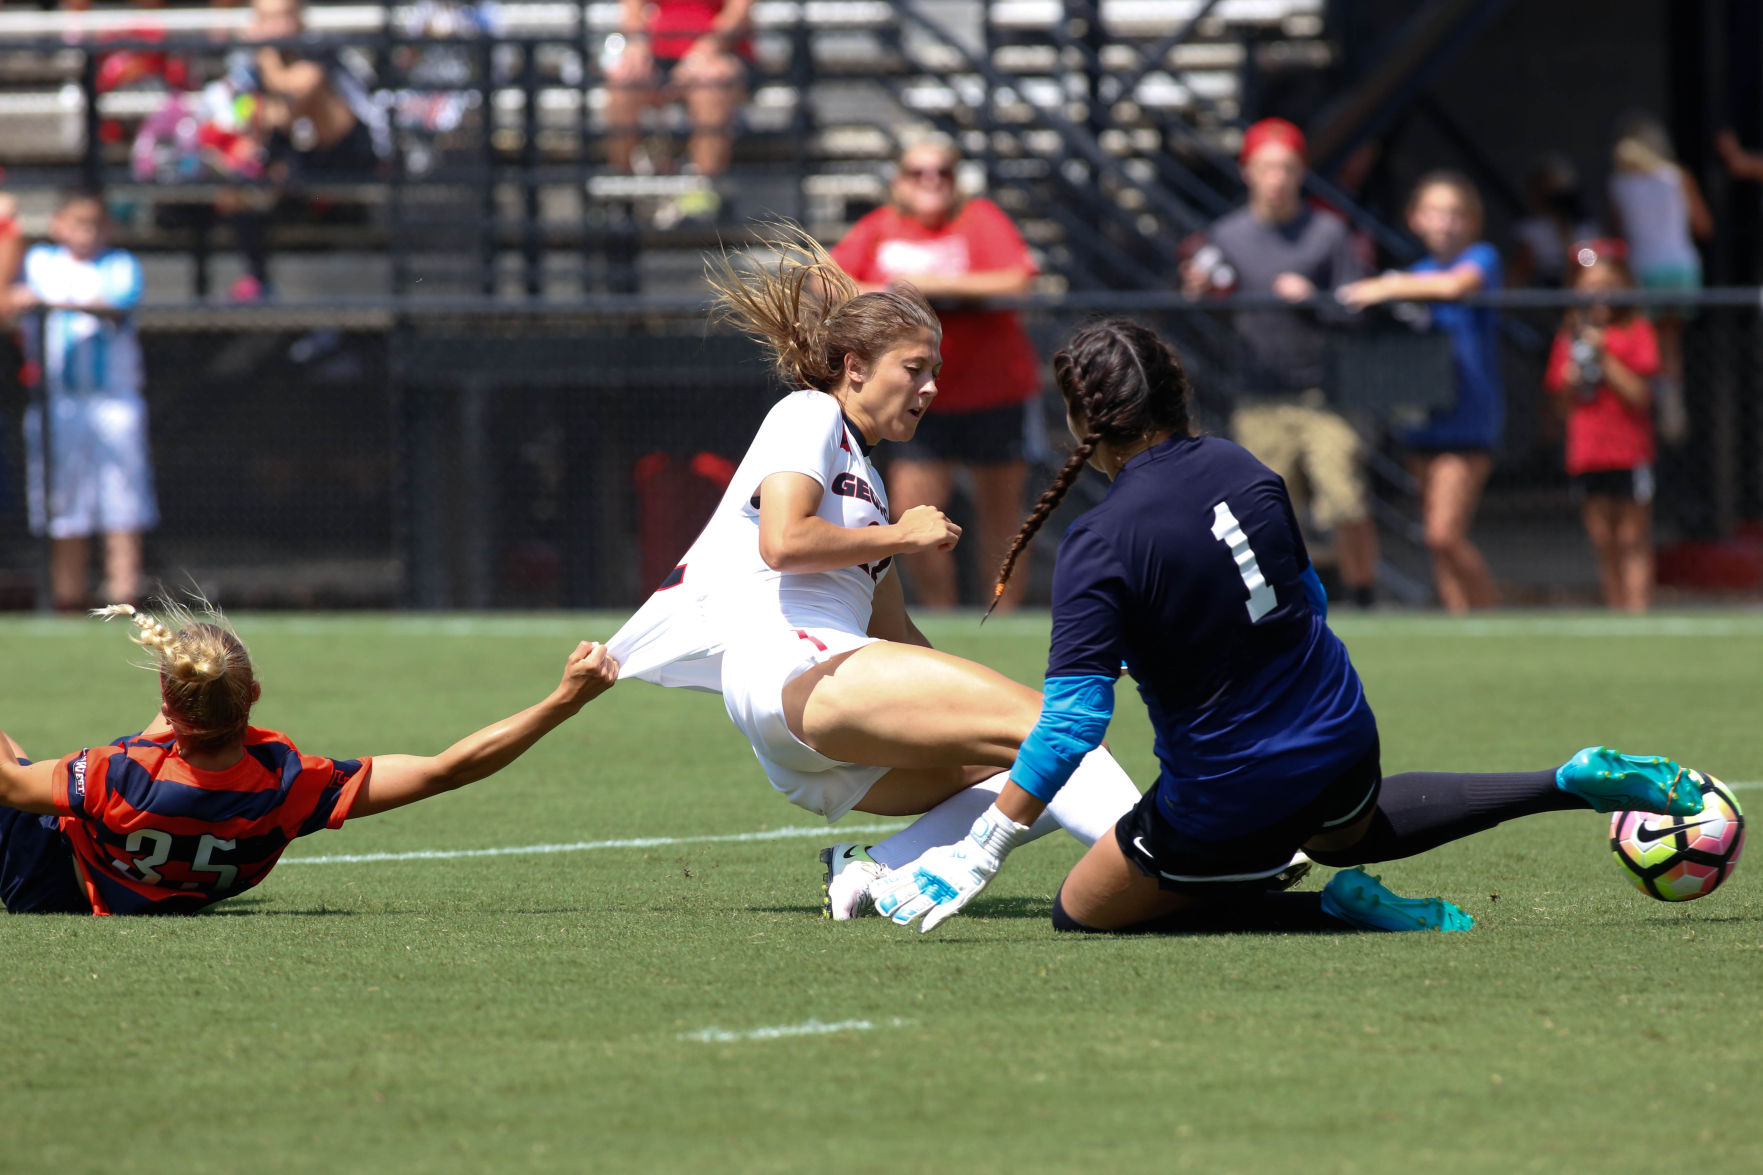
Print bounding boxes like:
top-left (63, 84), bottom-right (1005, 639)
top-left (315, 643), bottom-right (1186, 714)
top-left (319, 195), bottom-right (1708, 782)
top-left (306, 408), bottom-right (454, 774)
top-left (1610, 772), bottom-right (1745, 902)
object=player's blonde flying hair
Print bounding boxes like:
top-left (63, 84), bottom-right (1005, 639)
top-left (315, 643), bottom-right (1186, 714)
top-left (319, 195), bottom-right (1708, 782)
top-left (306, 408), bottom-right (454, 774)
top-left (93, 597), bottom-right (258, 752)
top-left (706, 221), bottom-right (940, 393)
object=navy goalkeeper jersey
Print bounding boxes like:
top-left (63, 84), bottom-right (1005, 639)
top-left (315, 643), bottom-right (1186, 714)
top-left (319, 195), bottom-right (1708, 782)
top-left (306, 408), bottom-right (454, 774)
top-left (1047, 434), bottom-right (1376, 839)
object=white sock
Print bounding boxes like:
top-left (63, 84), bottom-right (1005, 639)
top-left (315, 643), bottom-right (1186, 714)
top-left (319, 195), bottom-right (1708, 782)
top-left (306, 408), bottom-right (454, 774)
top-left (867, 748), bottom-right (1140, 869)
top-left (868, 775), bottom-right (1058, 869)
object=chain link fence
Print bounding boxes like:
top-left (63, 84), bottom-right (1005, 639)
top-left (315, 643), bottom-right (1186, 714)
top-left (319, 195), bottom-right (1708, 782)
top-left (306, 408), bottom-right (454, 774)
top-left (3, 292), bottom-right (1759, 610)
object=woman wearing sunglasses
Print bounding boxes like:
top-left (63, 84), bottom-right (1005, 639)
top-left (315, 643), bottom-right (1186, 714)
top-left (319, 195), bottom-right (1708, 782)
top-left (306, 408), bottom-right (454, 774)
top-left (829, 136), bottom-right (1042, 612)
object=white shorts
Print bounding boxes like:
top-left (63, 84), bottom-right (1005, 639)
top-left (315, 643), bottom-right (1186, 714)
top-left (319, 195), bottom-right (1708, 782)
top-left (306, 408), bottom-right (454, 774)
top-left (721, 625), bottom-right (887, 822)
top-left (25, 392), bottom-right (159, 539)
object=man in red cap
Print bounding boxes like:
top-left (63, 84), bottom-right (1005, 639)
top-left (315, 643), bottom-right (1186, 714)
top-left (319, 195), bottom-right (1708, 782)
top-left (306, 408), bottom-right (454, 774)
top-left (1181, 118), bottom-right (1381, 607)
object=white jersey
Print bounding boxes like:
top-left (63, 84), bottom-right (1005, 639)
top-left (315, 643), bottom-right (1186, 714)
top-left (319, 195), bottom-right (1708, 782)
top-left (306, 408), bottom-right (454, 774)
top-left (23, 244), bottom-right (146, 398)
top-left (608, 390), bottom-right (891, 691)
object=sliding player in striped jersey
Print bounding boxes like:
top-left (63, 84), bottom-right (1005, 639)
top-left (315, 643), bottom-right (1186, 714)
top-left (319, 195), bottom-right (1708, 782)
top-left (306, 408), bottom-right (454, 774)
top-left (0, 599), bottom-right (617, 915)
top-left (607, 227), bottom-right (1145, 918)
top-left (871, 320), bottom-right (1706, 934)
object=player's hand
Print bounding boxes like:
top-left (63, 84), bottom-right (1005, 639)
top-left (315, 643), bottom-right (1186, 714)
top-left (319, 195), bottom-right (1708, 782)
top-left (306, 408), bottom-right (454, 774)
top-left (7, 284), bottom-right (40, 313)
top-left (893, 504), bottom-right (961, 554)
top-left (555, 640), bottom-right (618, 711)
top-left (872, 802), bottom-right (1033, 933)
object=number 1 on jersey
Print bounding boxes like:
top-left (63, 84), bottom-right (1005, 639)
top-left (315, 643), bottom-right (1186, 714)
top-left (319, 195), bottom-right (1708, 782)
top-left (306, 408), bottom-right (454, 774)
top-left (1211, 501), bottom-right (1275, 623)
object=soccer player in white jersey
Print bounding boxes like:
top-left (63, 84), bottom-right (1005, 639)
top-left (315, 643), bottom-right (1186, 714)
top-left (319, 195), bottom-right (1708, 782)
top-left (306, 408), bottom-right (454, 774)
top-left (10, 191), bottom-right (157, 609)
top-left (607, 227), bottom-right (1147, 919)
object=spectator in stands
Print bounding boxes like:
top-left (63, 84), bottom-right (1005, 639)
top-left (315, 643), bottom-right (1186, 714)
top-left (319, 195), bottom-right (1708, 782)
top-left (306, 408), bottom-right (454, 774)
top-left (1338, 172), bottom-right (1501, 612)
top-left (0, 191), bottom-right (20, 302)
top-left (221, 0), bottom-right (391, 298)
top-left (1181, 117), bottom-right (1379, 607)
top-left (829, 135), bottom-right (1041, 611)
top-left (604, 0), bottom-right (754, 221)
top-left (1511, 153), bottom-right (1597, 288)
top-left (1543, 240), bottom-right (1659, 614)
top-left (8, 191), bottom-right (158, 610)
top-left (0, 187), bottom-right (21, 522)
top-left (1607, 113), bottom-right (1710, 447)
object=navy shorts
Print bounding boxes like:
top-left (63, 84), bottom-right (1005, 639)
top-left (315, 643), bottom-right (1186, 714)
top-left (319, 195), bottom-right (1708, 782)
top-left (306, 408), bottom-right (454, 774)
top-left (889, 400), bottom-right (1031, 466)
top-left (1116, 739), bottom-right (1382, 893)
top-left (0, 771), bottom-right (89, 914)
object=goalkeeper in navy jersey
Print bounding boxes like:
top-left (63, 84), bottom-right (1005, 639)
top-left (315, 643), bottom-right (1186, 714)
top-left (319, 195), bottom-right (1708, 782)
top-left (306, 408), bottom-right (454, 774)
top-left (872, 320), bottom-right (1711, 935)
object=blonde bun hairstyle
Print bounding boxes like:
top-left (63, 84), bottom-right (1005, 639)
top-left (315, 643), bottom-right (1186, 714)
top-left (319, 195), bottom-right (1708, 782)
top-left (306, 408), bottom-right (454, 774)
top-left (94, 599), bottom-right (257, 751)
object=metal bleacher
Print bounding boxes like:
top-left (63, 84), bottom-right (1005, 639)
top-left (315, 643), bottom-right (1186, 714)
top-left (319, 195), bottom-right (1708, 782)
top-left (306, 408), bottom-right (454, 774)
top-left (0, 0), bottom-right (1334, 301)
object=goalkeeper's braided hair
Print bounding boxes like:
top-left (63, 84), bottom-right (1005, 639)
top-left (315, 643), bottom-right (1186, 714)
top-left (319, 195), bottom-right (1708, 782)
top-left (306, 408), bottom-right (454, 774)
top-left (988, 320), bottom-right (1193, 616)
top-left (706, 221), bottom-right (940, 393)
top-left (93, 597), bottom-right (257, 752)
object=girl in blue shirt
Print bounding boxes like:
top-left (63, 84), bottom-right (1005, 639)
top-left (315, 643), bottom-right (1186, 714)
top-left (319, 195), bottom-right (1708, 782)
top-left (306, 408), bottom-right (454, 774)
top-left (873, 320), bottom-right (1705, 934)
top-left (1339, 172), bottom-right (1502, 612)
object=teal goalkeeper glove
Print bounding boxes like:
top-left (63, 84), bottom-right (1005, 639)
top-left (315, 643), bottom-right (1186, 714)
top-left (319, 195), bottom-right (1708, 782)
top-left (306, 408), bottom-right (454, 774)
top-left (872, 803), bottom-right (1034, 933)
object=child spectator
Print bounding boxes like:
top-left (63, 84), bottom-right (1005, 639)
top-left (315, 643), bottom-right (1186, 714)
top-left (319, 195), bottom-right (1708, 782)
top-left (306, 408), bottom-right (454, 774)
top-left (8, 191), bottom-right (158, 610)
top-left (1544, 240), bottom-right (1659, 614)
top-left (1607, 113), bottom-right (1710, 445)
top-left (1338, 172), bottom-right (1502, 612)
top-left (1511, 153), bottom-right (1597, 288)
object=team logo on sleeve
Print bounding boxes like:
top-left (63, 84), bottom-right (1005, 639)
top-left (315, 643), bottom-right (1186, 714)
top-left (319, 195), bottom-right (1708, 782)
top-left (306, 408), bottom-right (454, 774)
top-left (69, 751), bottom-right (88, 803)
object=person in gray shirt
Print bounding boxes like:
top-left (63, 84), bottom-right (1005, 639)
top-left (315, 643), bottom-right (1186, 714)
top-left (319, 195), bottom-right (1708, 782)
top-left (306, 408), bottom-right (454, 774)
top-left (1182, 118), bottom-right (1379, 607)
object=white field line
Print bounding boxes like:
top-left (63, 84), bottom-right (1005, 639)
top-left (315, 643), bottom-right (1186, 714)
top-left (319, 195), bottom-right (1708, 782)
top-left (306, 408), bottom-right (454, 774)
top-left (681, 1017), bottom-right (908, 1043)
top-left (279, 821), bottom-right (900, 865)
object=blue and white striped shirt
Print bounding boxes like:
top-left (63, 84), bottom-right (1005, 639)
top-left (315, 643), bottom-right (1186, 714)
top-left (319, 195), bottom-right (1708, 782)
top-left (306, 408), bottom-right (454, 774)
top-left (23, 244), bottom-right (145, 397)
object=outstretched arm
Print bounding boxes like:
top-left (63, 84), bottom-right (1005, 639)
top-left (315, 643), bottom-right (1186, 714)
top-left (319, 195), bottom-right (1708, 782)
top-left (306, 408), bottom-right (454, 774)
top-left (0, 755), bottom-right (60, 817)
top-left (350, 641), bottom-right (618, 818)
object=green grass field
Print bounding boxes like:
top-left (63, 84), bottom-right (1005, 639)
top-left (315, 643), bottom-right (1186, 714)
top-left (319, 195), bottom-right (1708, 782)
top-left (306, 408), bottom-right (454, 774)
top-left (2, 610), bottom-right (1761, 1174)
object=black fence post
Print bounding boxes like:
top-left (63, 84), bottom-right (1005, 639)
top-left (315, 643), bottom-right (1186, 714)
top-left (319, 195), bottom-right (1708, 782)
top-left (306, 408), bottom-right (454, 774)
top-left (80, 50), bottom-right (102, 193)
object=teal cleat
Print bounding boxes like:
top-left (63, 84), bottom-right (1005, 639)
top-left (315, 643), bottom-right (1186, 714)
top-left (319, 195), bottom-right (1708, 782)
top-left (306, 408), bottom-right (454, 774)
top-left (1319, 868), bottom-right (1474, 933)
top-left (1555, 747), bottom-right (1704, 816)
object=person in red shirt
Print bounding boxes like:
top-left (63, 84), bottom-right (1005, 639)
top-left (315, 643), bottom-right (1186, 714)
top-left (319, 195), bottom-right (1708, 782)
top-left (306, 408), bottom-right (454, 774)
top-left (604, 0), bottom-right (754, 185)
top-left (1543, 239), bottom-right (1661, 613)
top-left (829, 137), bottom-right (1042, 610)
top-left (0, 599), bottom-right (618, 914)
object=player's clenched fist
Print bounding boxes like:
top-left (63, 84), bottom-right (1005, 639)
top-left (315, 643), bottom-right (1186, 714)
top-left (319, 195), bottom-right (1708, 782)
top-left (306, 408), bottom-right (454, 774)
top-left (894, 504), bottom-right (962, 553)
top-left (557, 641), bottom-right (619, 710)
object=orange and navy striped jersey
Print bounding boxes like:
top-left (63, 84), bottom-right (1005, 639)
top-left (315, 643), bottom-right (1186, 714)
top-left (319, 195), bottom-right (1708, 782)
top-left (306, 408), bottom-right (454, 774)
top-left (49, 727), bottom-right (371, 915)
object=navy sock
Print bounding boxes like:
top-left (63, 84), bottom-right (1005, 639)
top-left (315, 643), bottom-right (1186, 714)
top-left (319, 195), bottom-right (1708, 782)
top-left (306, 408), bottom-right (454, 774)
top-left (1309, 769), bottom-right (1577, 867)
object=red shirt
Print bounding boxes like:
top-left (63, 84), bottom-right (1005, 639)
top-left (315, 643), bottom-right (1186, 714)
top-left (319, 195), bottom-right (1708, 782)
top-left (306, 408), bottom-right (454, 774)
top-left (50, 727), bottom-right (370, 915)
top-left (649, 0), bottom-right (751, 61)
top-left (830, 198), bottom-right (1042, 414)
top-left (1544, 318), bottom-right (1660, 475)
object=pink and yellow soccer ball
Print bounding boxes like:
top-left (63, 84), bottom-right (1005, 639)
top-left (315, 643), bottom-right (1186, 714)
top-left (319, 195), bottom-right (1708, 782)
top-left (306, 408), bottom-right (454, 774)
top-left (1611, 772), bottom-right (1745, 902)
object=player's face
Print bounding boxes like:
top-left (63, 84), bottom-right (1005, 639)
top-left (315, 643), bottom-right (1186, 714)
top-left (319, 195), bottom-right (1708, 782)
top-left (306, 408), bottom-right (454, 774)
top-left (853, 327), bottom-right (941, 442)
top-left (1409, 183), bottom-right (1475, 257)
top-left (52, 201), bottom-right (107, 258)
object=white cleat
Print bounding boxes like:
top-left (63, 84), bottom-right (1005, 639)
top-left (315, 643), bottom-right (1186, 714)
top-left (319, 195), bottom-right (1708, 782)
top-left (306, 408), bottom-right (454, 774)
top-left (819, 843), bottom-right (886, 921)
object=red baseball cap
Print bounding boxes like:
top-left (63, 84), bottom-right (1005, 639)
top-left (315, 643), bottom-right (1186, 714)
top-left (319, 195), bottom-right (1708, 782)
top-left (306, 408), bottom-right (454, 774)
top-left (1240, 118), bottom-right (1307, 164)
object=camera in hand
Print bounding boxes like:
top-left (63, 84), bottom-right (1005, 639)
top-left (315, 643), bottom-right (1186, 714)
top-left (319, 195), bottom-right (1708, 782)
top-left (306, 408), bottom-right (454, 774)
top-left (1569, 336), bottom-right (1603, 396)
